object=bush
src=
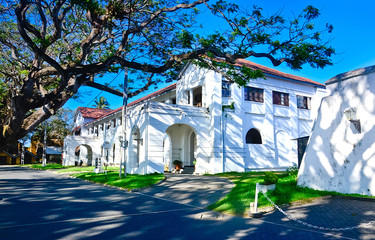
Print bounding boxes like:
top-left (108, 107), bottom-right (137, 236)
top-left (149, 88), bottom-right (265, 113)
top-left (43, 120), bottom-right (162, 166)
top-left (262, 172), bottom-right (278, 185)
top-left (286, 163), bottom-right (299, 176)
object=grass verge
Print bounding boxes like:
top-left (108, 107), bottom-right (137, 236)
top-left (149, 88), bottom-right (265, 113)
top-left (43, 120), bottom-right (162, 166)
top-left (26, 163), bottom-right (70, 170)
top-left (207, 172), bottom-right (375, 216)
top-left (72, 171), bottom-right (164, 191)
top-left (24, 164), bottom-right (119, 173)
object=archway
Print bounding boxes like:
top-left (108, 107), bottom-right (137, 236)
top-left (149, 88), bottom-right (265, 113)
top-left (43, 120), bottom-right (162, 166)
top-left (165, 124), bottom-right (197, 170)
top-left (74, 144), bottom-right (93, 166)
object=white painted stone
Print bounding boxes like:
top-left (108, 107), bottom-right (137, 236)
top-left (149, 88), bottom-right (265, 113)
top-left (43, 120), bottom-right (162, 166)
top-left (298, 65), bottom-right (375, 196)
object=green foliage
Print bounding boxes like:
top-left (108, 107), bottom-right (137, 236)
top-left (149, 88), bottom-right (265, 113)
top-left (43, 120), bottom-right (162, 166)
top-left (286, 163), bottom-right (299, 176)
top-left (222, 102), bottom-right (235, 111)
top-left (29, 163), bottom-right (69, 170)
top-left (0, 0), bottom-right (335, 146)
top-left (93, 96), bottom-right (110, 109)
top-left (32, 107), bottom-right (73, 146)
top-left (262, 171), bottom-right (279, 185)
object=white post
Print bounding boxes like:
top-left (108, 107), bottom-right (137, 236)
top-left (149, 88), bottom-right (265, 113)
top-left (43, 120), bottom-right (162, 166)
top-left (254, 182), bottom-right (259, 213)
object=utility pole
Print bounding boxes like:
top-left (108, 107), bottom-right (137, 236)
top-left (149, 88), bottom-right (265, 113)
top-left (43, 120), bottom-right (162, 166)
top-left (42, 123), bottom-right (47, 166)
top-left (119, 67), bottom-right (128, 179)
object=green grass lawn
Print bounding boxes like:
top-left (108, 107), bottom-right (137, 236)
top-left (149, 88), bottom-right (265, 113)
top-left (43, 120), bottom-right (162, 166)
top-left (55, 166), bottom-right (119, 173)
top-left (207, 172), bottom-right (375, 216)
top-left (26, 163), bottom-right (70, 170)
top-left (25, 164), bottom-right (119, 173)
top-left (72, 171), bottom-right (164, 191)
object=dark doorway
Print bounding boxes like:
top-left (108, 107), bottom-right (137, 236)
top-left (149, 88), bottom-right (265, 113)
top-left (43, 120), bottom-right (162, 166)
top-left (297, 136), bottom-right (309, 168)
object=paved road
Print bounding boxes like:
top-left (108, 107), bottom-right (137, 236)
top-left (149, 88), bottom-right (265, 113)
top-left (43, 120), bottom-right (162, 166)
top-left (0, 166), bottom-right (374, 240)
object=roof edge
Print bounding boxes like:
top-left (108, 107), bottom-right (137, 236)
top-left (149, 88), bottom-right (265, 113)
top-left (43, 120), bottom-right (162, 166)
top-left (326, 65), bottom-right (375, 85)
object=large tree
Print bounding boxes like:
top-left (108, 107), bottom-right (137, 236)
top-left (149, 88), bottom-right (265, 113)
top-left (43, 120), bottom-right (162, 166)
top-left (0, 0), bottom-right (334, 149)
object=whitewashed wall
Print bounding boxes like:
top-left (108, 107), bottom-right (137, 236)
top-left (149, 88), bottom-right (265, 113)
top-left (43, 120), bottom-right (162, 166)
top-left (298, 65), bottom-right (375, 196)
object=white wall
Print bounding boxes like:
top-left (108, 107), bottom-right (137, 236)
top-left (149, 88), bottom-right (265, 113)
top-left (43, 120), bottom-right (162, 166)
top-left (298, 65), bottom-right (375, 196)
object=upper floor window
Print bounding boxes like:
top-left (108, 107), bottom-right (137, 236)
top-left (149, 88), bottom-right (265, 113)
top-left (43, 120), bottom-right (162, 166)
top-left (246, 128), bottom-right (262, 144)
top-left (297, 95), bottom-right (311, 110)
top-left (222, 80), bottom-right (232, 98)
top-left (273, 91), bottom-right (289, 106)
top-left (244, 87), bottom-right (264, 103)
top-left (112, 119), bottom-right (116, 128)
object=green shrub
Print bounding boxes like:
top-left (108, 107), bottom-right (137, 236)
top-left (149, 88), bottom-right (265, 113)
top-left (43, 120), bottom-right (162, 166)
top-left (286, 163), bottom-right (299, 176)
top-left (262, 171), bottom-right (278, 185)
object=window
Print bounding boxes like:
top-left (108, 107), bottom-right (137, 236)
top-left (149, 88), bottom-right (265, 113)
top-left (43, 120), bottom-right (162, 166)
top-left (118, 118), bottom-right (122, 126)
top-left (244, 87), bottom-right (264, 103)
top-left (90, 128), bottom-right (93, 135)
top-left (222, 80), bottom-right (232, 97)
top-left (297, 95), bottom-right (311, 109)
top-left (112, 119), bottom-right (116, 128)
top-left (273, 91), bottom-right (289, 106)
top-left (246, 128), bottom-right (262, 144)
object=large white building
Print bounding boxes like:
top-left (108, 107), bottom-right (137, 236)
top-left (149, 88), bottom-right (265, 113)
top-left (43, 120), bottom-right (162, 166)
top-left (63, 59), bottom-right (326, 174)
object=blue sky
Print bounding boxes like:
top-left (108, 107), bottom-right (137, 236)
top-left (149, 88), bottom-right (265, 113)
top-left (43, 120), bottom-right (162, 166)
top-left (65, 0), bottom-right (375, 111)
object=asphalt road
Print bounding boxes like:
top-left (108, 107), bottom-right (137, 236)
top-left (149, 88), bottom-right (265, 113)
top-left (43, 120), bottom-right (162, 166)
top-left (0, 166), bottom-right (374, 240)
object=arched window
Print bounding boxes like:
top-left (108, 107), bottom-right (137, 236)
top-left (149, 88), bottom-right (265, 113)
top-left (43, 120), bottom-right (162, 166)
top-left (246, 128), bottom-right (262, 144)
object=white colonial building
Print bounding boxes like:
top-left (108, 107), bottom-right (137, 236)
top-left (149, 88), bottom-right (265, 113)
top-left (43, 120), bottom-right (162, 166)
top-left (63, 59), bottom-right (326, 174)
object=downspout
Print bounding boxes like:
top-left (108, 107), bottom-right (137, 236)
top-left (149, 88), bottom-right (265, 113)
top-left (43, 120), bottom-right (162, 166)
top-left (222, 109), bottom-right (226, 173)
top-left (144, 102), bottom-right (149, 174)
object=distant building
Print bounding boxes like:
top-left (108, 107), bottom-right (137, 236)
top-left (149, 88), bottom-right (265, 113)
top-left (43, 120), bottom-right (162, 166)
top-left (63, 59), bottom-right (326, 174)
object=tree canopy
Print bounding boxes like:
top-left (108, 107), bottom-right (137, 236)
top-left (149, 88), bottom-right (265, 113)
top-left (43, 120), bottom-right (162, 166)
top-left (0, 0), bottom-right (334, 149)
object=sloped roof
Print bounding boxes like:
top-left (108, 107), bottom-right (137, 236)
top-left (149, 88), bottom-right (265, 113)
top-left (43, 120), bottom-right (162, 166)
top-left (77, 107), bottom-right (113, 119)
top-left (81, 59), bottom-right (323, 125)
top-left (84, 83), bottom-right (177, 126)
top-left (234, 59), bottom-right (325, 87)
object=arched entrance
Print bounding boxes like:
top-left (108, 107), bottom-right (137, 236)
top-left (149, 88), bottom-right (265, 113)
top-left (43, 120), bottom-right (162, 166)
top-left (165, 124), bottom-right (197, 171)
top-left (74, 144), bottom-right (93, 166)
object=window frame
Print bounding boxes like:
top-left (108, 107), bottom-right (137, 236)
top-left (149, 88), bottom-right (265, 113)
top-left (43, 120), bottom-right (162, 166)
top-left (244, 86), bottom-right (264, 103)
top-left (272, 91), bottom-right (289, 106)
top-left (297, 95), bottom-right (311, 110)
top-left (222, 80), bottom-right (232, 98)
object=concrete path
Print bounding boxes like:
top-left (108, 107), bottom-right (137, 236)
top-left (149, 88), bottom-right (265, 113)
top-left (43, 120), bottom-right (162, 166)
top-left (0, 166), bottom-right (374, 240)
top-left (139, 173), bottom-right (234, 208)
